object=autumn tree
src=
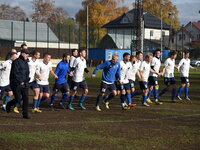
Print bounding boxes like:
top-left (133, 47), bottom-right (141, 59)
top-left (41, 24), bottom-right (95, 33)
top-left (0, 3), bottom-right (26, 21)
top-left (76, 0), bottom-right (129, 48)
top-left (134, 0), bottom-right (180, 30)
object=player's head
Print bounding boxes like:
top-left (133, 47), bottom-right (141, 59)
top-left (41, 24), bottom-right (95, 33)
top-left (32, 51), bottom-right (40, 59)
top-left (154, 48), bottom-right (161, 58)
top-left (10, 52), bottom-right (17, 61)
top-left (184, 51), bottom-right (190, 58)
top-left (123, 52), bottom-right (130, 62)
top-left (43, 53), bottom-right (51, 63)
top-left (21, 43), bottom-right (28, 50)
top-left (130, 55), bottom-right (137, 64)
top-left (79, 49), bottom-right (86, 58)
top-left (169, 50), bottom-right (177, 59)
top-left (136, 51), bottom-right (143, 61)
top-left (63, 53), bottom-right (70, 62)
top-left (111, 54), bottom-right (119, 63)
top-left (21, 49), bottom-right (30, 60)
top-left (11, 49), bottom-right (17, 53)
top-left (72, 49), bottom-right (78, 57)
top-left (145, 53), bottom-right (153, 62)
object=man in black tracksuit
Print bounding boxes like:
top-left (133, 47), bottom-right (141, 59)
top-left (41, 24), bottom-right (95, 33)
top-left (6, 49), bottom-right (30, 119)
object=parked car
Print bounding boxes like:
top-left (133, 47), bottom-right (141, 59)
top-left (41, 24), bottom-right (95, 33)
top-left (191, 58), bottom-right (200, 67)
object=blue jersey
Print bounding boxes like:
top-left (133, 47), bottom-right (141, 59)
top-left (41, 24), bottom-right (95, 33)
top-left (54, 61), bottom-right (70, 84)
top-left (93, 60), bottom-right (121, 83)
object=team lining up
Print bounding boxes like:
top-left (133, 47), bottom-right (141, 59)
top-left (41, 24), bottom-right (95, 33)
top-left (0, 43), bottom-right (193, 119)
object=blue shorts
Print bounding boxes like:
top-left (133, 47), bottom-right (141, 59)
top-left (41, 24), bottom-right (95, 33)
top-left (39, 85), bottom-right (50, 93)
top-left (120, 83), bottom-right (131, 91)
top-left (181, 77), bottom-right (189, 84)
top-left (129, 79), bottom-right (135, 88)
top-left (53, 82), bottom-right (70, 93)
top-left (164, 77), bottom-right (176, 86)
top-left (115, 81), bottom-right (121, 91)
top-left (71, 80), bottom-right (88, 91)
top-left (29, 81), bottom-right (39, 90)
top-left (0, 85), bottom-right (12, 97)
top-left (100, 82), bottom-right (116, 93)
top-left (139, 81), bottom-right (148, 90)
top-left (148, 76), bottom-right (158, 86)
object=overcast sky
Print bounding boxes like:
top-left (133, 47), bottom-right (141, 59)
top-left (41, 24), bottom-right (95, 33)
top-left (1, 0), bottom-right (200, 25)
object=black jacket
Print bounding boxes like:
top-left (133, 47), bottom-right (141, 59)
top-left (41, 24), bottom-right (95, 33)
top-left (10, 55), bottom-right (30, 87)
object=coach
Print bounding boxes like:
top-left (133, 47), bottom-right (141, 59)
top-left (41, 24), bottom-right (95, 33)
top-left (6, 49), bottom-right (30, 119)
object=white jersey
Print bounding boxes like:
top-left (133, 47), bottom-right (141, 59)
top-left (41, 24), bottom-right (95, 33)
top-left (0, 60), bottom-right (12, 87)
top-left (178, 58), bottom-right (192, 77)
top-left (70, 56), bottom-right (76, 68)
top-left (72, 57), bottom-right (87, 82)
top-left (149, 57), bottom-right (161, 77)
top-left (139, 61), bottom-right (151, 82)
top-left (36, 61), bottom-right (52, 85)
top-left (137, 60), bottom-right (142, 68)
top-left (28, 57), bottom-right (40, 83)
top-left (128, 62), bottom-right (139, 81)
top-left (164, 58), bottom-right (175, 78)
top-left (120, 61), bottom-right (131, 84)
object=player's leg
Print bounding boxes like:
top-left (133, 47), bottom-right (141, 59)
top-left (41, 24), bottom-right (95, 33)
top-left (159, 78), bottom-right (169, 97)
top-left (68, 81), bottom-right (78, 110)
top-left (96, 82), bottom-right (107, 111)
top-left (185, 81), bottom-right (190, 100)
top-left (31, 82), bottom-right (41, 112)
top-left (140, 82), bottom-right (149, 107)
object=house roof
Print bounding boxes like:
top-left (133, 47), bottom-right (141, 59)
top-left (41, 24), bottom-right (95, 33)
top-left (102, 9), bottom-right (170, 30)
top-left (0, 19), bottom-right (59, 42)
top-left (192, 22), bottom-right (200, 31)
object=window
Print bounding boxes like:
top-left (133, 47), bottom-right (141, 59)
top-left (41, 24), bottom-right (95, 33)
top-left (121, 17), bottom-right (129, 24)
top-left (150, 30), bottom-right (153, 37)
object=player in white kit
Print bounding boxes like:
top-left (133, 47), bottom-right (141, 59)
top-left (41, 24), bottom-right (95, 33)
top-left (176, 51), bottom-right (194, 101)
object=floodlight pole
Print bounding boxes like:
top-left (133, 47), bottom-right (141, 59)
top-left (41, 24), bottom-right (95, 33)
top-left (86, 5), bottom-right (89, 59)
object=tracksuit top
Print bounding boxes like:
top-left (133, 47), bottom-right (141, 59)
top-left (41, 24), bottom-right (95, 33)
top-left (55, 60), bottom-right (70, 84)
top-left (93, 60), bottom-right (121, 83)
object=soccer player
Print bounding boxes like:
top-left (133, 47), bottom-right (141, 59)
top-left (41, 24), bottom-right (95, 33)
top-left (5, 49), bottom-right (17, 60)
top-left (119, 53), bottom-right (136, 109)
top-left (36, 53), bottom-right (58, 112)
top-left (159, 51), bottom-right (178, 102)
top-left (128, 55), bottom-right (140, 105)
top-left (28, 51), bottom-right (41, 113)
top-left (17, 43), bottom-right (28, 57)
top-left (0, 53), bottom-right (17, 110)
top-left (93, 54), bottom-right (121, 111)
top-left (176, 51), bottom-right (194, 101)
top-left (68, 49), bottom-right (92, 110)
top-left (50, 53), bottom-right (73, 110)
top-left (147, 49), bottom-right (163, 105)
top-left (138, 53), bottom-right (153, 107)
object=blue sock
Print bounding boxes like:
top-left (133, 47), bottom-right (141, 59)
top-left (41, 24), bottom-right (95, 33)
top-left (131, 91), bottom-right (139, 98)
top-left (60, 93), bottom-right (68, 104)
top-left (177, 86), bottom-right (183, 97)
top-left (36, 98), bottom-right (41, 108)
top-left (40, 97), bottom-right (46, 102)
top-left (50, 95), bottom-right (56, 105)
top-left (142, 95), bottom-right (147, 104)
top-left (79, 95), bottom-right (86, 103)
top-left (171, 88), bottom-right (176, 101)
top-left (185, 86), bottom-right (189, 98)
top-left (32, 99), bottom-right (38, 109)
top-left (3, 96), bottom-right (11, 105)
top-left (159, 88), bottom-right (168, 96)
top-left (126, 93), bottom-right (132, 104)
top-left (147, 89), bottom-right (153, 99)
top-left (120, 94), bottom-right (127, 104)
top-left (69, 96), bottom-right (75, 104)
top-left (105, 93), bottom-right (115, 102)
top-left (154, 89), bottom-right (159, 100)
top-left (96, 94), bottom-right (103, 106)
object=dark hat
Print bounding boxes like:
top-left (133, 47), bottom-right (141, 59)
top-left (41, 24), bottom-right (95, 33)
top-left (21, 49), bottom-right (30, 54)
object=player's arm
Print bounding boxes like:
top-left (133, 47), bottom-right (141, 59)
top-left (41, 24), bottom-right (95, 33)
top-left (116, 63), bottom-right (122, 84)
top-left (50, 70), bottom-right (58, 79)
top-left (0, 62), bottom-right (5, 71)
top-left (138, 62), bottom-right (145, 81)
top-left (92, 62), bottom-right (107, 77)
top-left (136, 70), bottom-right (141, 79)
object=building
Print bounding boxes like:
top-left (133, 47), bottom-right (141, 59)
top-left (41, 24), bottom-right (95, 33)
top-left (172, 21), bottom-right (200, 49)
top-left (102, 9), bottom-right (170, 51)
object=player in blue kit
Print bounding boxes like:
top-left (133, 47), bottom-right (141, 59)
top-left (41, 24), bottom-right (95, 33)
top-left (50, 53), bottom-right (73, 110)
top-left (92, 54), bottom-right (121, 111)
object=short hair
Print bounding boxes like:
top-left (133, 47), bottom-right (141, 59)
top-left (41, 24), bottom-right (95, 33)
top-left (153, 48), bottom-right (161, 56)
top-left (130, 55), bottom-right (136, 60)
top-left (10, 52), bottom-right (17, 57)
top-left (136, 51), bottom-right (143, 56)
top-left (43, 52), bottom-right (51, 58)
top-left (32, 51), bottom-right (40, 56)
top-left (112, 54), bottom-right (119, 59)
top-left (63, 53), bottom-right (70, 58)
top-left (169, 50), bottom-right (177, 57)
top-left (145, 53), bottom-right (153, 59)
top-left (123, 52), bottom-right (130, 58)
top-left (184, 51), bottom-right (189, 55)
top-left (21, 43), bottom-right (27, 48)
top-left (79, 49), bottom-right (86, 54)
top-left (72, 49), bottom-right (78, 53)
